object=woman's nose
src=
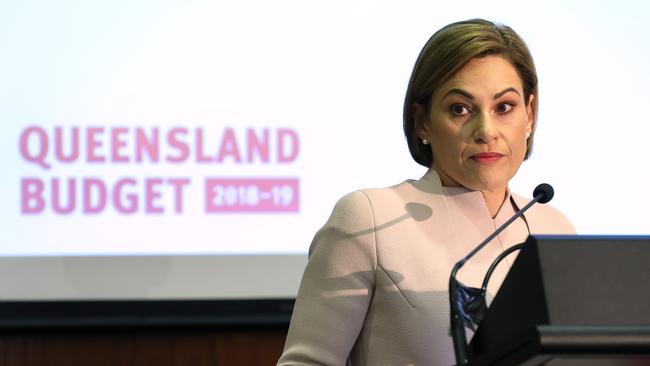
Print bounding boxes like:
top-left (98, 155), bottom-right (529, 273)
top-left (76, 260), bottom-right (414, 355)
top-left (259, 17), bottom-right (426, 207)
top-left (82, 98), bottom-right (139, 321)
top-left (472, 112), bottom-right (499, 143)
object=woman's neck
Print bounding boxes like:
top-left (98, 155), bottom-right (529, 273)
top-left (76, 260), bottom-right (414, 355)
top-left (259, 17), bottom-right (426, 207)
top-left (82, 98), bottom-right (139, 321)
top-left (481, 189), bottom-right (507, 218)
top-left (432, 166), bottom-right (508, 218)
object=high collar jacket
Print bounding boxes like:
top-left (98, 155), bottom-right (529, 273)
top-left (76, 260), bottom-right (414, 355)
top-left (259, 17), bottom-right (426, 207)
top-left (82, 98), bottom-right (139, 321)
top-left (278, 169), bottom-right (575, 366)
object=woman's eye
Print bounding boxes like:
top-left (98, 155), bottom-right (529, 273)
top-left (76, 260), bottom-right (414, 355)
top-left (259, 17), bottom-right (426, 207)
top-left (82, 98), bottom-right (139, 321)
top-left (450, 104), bottom-right (471, 116)
top-left (496, 103), bottom-right (514, 113)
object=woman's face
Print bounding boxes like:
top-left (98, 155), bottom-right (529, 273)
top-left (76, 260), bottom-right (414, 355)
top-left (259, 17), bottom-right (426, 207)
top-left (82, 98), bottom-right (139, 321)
top-left (416, 55), bottom-right (534, 193)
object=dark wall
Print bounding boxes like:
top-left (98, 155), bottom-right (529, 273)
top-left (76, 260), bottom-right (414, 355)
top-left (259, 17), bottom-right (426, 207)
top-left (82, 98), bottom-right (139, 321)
top-left (0, 299), bottom-right (293, 365)
top-left (0, 328), bottom-right (287, 366)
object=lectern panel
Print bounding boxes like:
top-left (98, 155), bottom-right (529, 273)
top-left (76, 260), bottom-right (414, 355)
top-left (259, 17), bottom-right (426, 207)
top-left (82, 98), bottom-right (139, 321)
top-left (469, 236), bottom-right (650, 366)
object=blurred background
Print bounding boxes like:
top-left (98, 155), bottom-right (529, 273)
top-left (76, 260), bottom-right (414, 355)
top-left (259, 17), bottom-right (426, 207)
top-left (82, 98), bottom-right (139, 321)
top-left (0, 0), bottom-right (648, 304)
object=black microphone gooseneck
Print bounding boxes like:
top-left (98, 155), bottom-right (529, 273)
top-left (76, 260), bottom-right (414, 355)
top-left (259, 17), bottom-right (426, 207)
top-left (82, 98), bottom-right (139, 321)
top-left (449, 183), bottom-right (554, 366)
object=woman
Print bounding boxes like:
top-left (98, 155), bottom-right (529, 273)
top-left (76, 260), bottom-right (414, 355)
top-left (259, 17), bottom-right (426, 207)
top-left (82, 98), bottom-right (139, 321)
top-left (278, 19), bottom-right (574, 366)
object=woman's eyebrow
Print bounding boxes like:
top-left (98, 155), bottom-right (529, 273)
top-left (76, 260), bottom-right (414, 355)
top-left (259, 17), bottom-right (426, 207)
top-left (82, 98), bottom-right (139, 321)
top-left (494, 87), bottom-right (520, 99)
top-left (443, 87), bottom-right (520, 101)
top-left (443, 88), bottom-right (474, 100)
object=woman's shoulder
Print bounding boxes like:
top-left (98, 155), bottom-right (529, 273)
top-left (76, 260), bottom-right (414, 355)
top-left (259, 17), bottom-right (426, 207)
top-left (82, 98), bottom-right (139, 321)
top-left (511, 192), bottom-right (576, 234)
top-left (330, 180), bottom-right (417, 214)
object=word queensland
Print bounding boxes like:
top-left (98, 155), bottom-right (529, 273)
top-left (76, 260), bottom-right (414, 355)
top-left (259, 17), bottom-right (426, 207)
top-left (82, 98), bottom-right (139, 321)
top-left (19, 126), bottom-right (300, 215)
top-left (20, 126), bottom-right (299, 169)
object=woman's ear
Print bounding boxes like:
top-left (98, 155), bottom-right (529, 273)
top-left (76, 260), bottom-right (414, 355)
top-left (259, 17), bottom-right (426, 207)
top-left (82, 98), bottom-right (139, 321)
top-left (412, 102), bottom-right (429, 139)
top-left (525, 94), bottom-right (535, 134)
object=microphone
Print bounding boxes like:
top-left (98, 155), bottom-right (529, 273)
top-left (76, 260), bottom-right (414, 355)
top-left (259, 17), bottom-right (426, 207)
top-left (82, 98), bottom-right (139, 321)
top-left (533, 183), bottom-right (554, 204)
top-left (448, 183), bottom-right (554, 366)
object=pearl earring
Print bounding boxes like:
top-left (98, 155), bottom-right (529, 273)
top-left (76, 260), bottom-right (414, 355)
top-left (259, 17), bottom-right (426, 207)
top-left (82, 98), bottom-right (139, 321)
top-left (422, 138), bottom-right (429, 145)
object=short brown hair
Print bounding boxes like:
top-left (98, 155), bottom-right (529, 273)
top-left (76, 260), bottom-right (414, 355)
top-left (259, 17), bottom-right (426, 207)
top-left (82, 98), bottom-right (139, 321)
top-left (403, 18), bottom-right (539, 167)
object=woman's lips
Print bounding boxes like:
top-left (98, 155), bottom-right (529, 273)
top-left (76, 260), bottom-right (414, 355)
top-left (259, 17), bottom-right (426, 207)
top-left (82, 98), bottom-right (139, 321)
top-left (470, 152), bottom-right (504, 164)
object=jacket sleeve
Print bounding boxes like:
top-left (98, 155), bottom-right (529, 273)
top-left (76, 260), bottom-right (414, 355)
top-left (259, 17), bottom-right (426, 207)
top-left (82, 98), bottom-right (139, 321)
top-left (277, 190), bottom-right (378, 365)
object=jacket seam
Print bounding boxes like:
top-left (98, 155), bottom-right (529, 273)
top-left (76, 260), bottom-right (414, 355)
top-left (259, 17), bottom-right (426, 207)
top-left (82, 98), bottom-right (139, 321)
top-left (358, 189), bottom-right (378, 272)
top-left (358, 190), bottom-right (416, 309)
top-left (377, 264), bottom-right (417, 309)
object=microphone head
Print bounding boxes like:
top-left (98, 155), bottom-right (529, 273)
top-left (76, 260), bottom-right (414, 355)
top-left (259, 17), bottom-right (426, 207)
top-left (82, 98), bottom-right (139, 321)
top-left (533, 183), bottom-right (554, 204)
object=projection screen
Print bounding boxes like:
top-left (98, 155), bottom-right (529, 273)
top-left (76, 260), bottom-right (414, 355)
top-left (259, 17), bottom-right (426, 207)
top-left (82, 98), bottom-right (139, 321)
top-left (1, 0), bottom-right (648, 308)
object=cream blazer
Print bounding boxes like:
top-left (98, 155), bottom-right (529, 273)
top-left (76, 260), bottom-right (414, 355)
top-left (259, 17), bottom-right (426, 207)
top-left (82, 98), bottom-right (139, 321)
top-left (278, 169), bottom-right (575, 366)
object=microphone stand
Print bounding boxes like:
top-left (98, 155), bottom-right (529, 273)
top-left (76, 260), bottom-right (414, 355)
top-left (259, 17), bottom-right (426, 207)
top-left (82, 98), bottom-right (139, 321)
top-left (449, 185), bottom-right (552, 365)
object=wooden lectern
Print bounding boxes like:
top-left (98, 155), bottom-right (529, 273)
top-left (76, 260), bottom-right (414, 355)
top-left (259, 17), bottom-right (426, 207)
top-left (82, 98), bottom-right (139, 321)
top-left (468, 236), bottom-right (650, 366)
